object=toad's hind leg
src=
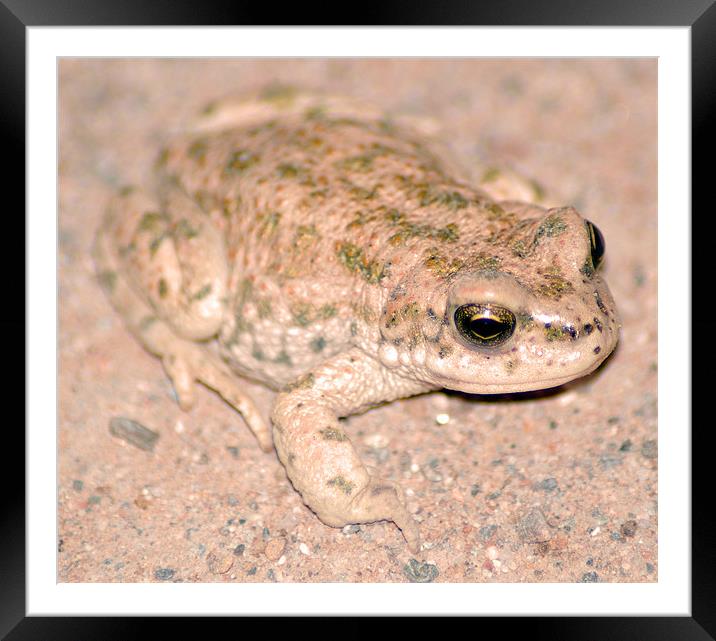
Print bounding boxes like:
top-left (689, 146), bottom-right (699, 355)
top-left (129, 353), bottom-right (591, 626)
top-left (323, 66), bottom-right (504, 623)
top-left (94, 188), bottom-right (273, 452)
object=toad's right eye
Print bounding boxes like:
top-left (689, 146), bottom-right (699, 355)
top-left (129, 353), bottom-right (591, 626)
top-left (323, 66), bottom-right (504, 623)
top-left (586, 221), bottom-right (605, 269)
top-left (454, 303), bottom-right (516, 348)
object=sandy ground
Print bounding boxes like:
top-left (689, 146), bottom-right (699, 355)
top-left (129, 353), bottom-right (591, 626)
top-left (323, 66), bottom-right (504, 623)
top-left (58, 58), bottom-right (657, 584)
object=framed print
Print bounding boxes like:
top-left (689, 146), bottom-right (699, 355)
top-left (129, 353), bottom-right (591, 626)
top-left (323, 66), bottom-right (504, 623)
top-left (6, 0), bottom-right (713, 637)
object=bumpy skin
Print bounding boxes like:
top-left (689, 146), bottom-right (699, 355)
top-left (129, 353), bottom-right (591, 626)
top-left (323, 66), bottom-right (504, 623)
top-left (94, 89), bottom-right (619, 552)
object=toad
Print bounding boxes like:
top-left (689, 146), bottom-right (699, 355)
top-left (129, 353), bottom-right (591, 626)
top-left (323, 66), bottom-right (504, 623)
top-left (94, 89), bottom-right (619, 552)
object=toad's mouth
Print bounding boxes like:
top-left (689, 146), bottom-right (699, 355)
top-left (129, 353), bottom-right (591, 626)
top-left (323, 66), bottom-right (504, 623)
top-left (443, 374), bottom-right (585, 395)
top-left (435, 356), bottom-right (609, 395)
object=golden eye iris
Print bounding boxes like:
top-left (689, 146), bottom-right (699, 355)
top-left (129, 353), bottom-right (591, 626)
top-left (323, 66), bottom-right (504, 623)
top-left (586, 221), bottom-right (605, 268)
top-left (454, 303), bottom-right (516, 347)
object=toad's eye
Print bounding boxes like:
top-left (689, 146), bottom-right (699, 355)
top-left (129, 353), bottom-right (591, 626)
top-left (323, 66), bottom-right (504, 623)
top-left (454, 303), bottom-right (516, 347)
top-left (586, 221), bottom-right (605, 269)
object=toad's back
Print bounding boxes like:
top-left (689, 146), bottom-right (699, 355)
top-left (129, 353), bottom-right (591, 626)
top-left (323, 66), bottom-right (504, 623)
top-left (157, 113), bottom-right (498, 278)
top-left (156, 112), bottom-right (518, 385)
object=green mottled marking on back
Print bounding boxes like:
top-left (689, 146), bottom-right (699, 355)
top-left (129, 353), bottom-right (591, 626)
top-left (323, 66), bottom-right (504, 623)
top-left (423, 249), bottom-right (463, 277)
top-left (138, 211), bottom-right (166, 232)
top-left (257, 211), bottom-right (281, 237)
top-left (311, 336), bottom-right (327, 352)
top-left (538, 265), bottom-right (574, 300)
top-left (98, 270), bottom-right (117, 292)
top-left (225, 149), bottom-right (260, 173)
top-left (336, 241), bottom-right (387, 284)
top-left (327, 475), bottom-right (354, 494)
top-left (536, 214), bottom-right (567, 241)
top-left (191, 283), bottom-right (212, 301)
top-left (149, 232), bottom-right (169, 256)
top-left (187, 138), bottom-right (208, 161)
top-left (175, 219), bottom-right (200, 239)
top-left (274, 351), bottom-right (293, 366)
top-left (277, 163), bottom-right (304, 179)
top-left (293, 224), bottom-right (320, 249)
top-left (256, 298), bottom-right (272, 319)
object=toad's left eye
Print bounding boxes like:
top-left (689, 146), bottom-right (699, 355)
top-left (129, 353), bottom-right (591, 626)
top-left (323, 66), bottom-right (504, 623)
top-left (454, 303), bottom-right (516, 348)
top-left (586, 221), bottom-right (605, 268)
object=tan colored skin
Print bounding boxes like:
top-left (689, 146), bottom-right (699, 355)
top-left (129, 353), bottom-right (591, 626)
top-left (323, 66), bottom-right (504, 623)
top-left (94, 90), bottom-right (619, 552)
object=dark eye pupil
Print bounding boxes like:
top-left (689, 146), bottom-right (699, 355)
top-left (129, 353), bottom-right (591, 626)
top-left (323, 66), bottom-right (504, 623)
top-left (454, 304), bottom-right (516, 347)
top-left (469, 317), bottom-right (506, 341)
top-left (587, 221), bottom-right (605, 268)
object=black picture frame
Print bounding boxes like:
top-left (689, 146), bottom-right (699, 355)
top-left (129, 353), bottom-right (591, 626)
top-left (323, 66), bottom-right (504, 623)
top-left (5, 0), bottom-right (712, 638)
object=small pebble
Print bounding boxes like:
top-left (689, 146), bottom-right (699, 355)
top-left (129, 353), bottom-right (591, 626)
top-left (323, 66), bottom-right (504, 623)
top-left (403, 558), bottom-right (439, 583)
top-left (154, 567), bottom-right (175, 581)
top-left (516, 508), bottom-right (551, 543)
top-left (435, 413), bottom-right (450, 425)
top-left (109, 416), bottom-right (159, 452)
top-left (265, 538), bottom-right (286, 561)
top-left (599, 453), bottom-right (622, 469)
top-left (364, 433), bottom-right (389, 449)
top-left (206, 549), bottom-right (234, 574)
top-left (299, 542), bottom-right (310, 555)
top-left (580, 571), bottom-right (599, 583)
top-left (641, 439), bottom-right (658, 460)
top-left (558, 391), bottom-right (578, 406)
top-left (621, 519), bottom-right (638, 537)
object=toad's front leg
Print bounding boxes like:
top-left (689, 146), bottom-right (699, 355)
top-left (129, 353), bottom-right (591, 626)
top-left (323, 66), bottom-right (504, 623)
top-left (271, 348), bottom-right (436, 552)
